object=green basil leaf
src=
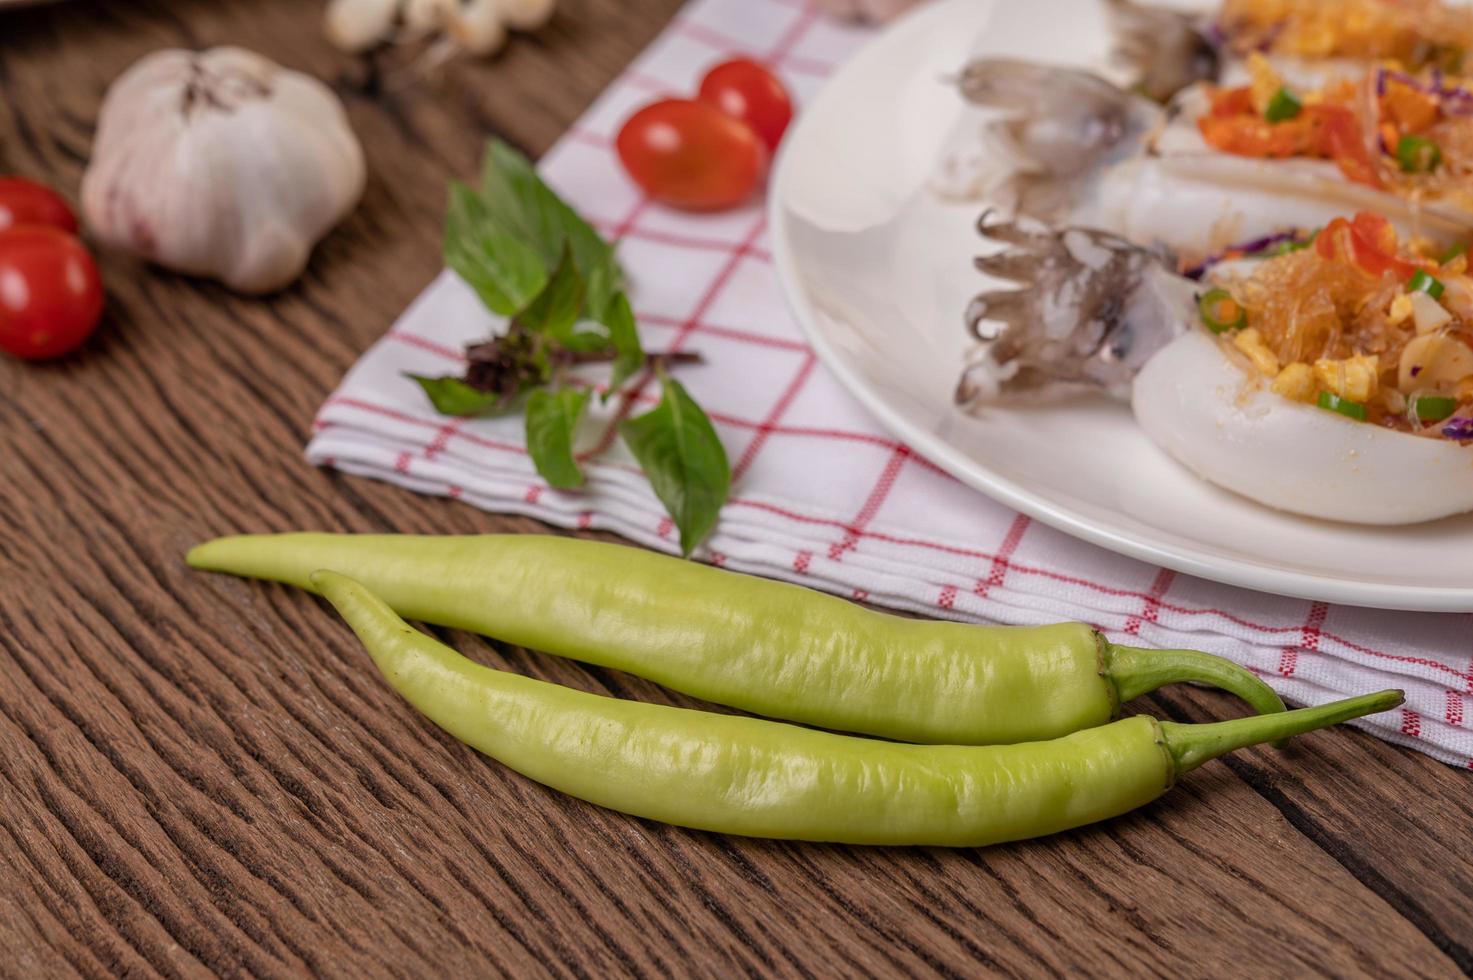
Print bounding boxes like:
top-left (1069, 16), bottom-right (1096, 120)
top-left (620, 377), bottom-right (730, 555)
top-left (409, 374), bottom-right (506, 417)
top-left (601, 291), bottom-right (645, 396)
top-left (478, 139), bottom-right (622, 313)
top-left (517, 247), bottom-right (585, 340)
top-left (445, 182), bottom-right (549, 315)
top-left (526, 387), bottom-right (591, 489)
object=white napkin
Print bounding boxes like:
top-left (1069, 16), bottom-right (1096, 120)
top-left (308, 0), bottom-right (1473, 768)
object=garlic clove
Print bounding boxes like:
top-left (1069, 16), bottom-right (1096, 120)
top-left (82, 47), bottom-right (366, 295)
top-left (1398, 331), bottom-right (1473, 391)
top-left (326, 0), bottom-right (401, 52)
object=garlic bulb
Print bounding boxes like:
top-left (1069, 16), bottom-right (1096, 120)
top-left (81, 47), bottom-right (366, 295)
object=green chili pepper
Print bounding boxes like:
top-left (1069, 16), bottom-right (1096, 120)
top-left (1410, 394), bottom-right (1458, 423)
top-left (1409, 269), bottom-right (1446, 300)
top-left (1396, 135), bottom-right (1442, 173)
top-left (1318, 391), bottom-right (1368, 421)
top-left (1198, 288), bottom-right (1247, 333)
top-left (313, 571), bottom-right (1399, 847)
top-left (1264, 86), bottom-right (1302, 123)
top-left (186, 534), bottom-right (1286, 745)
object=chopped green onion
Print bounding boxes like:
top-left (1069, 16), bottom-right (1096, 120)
top-left (1397, 135), bottom-right (1443, 173)
top-left (1265, 86), bottom-right (1303, 122)
top-left (1441, 242), bottom-right (1468, 265)
top-left (1317, 392), bottom-right (1368, 421)
top-left (1271, 236), bottom-right (1313, 255)
top-left (1198, 288), bottom-right (1247, 333)
top-left (1410, 394), bottom-right (1458, 422)
top-left (1409, 269), bottom-right (1446, 299)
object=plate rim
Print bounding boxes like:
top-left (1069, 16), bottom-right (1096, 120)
top-left (767, 0), bottom-right (1473, 613)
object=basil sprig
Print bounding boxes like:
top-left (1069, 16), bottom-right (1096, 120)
top-left (410, 139), bottom-right (731, 555)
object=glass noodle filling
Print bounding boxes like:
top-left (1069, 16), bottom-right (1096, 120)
top-left (1202, 212), bottom-right (1473, 440)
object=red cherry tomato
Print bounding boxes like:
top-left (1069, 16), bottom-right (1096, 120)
top-left (0, 176), bottom-right (79, 234)
top-left (0, 226), bottom-right (104, 360)
top-left (616, 99), bottom-right (767, 211)
top-left (697, 58), bottom-right (794, 155)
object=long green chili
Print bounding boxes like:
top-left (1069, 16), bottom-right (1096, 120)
top-left (314, 571), bottom-right (1399, 847)
top-left (187, 533), bottom-right (1286, 745)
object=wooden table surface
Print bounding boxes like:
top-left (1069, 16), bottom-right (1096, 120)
top-left (3, 1), bottom-right (1472, 977)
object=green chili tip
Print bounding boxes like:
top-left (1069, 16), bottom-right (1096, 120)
top-left (1103, 642), bottom-right (1290, 745)
top-left (1162, 689), bottom-right (1404, 774)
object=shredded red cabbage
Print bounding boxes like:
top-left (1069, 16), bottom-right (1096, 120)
top-left (1376, 67), bottom-right (1473, 116)
top-left (1441, 416), bottom-right (1473, 440)
top-left (1184, 229), bottom-right (1309, 280)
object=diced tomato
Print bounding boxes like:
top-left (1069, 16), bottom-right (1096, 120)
top-left (1315, 212), bottom-right (1420, 281)
top-left (1207, 86), bottom-right (1256, 118)
top-left (1314, 105), bottom-right (1384, 188)
top-left (1199, 113), bottom-right (1306, 156)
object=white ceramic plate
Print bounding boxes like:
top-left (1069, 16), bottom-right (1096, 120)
top-left (769, 0), bottom-right (1473, 612)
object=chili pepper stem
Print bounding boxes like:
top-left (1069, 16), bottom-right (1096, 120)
top-left (1105, 643), bottom-right (1289, 746)
top-left (1161, 689), bottom-right (1404, 774)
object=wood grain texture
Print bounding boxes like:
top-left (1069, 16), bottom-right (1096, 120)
top-left (0, 1), bottom-right (1469, 977)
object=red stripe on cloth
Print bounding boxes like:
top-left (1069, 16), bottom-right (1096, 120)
top-left (624, 70), bottom-right (678, 96)
top-left (589, 221), bottom-right (777, 262)
top-left (525, 485), bottom-right (543, 504)
top-left (1280, 601), bottom-right (1328, 677)
top-left (565, 126), bottom-right (612, 150)
top-left (673, 17), bottom-right (832, 76)
top-left (792, 550), bottom-right (812, 574)
top-left (393, 451), bottom-right (412, 475)
top-left (656, 516), bottom-right (674, 538)
top-left (974, 514), bottom-right (1032, 598)
top-left (766, 2), bottom-right (821, 60)
top-left (937, 584), bottom-right (958, 610)
top-left (828, 446), bottom-right (911, 561)
top-left (577, 512), bottom-right (593, 529)
top-left (1401, 709), bottom-right (1422, 738)
top-left (1123, 569), bottom-right (1176, 636)
top-left (851, 588), bottom-right (869, 602)
top-left (1447, 690), bottom-right (1464, 728)
top-left (448, 485), bottom-right (463, 499)
top-left (389, 331), bottom-right (466, 362)
top-left (609, 196), bottom-right (654, 244)
top-left (587, 216), bottom-right (771, 457)
top-left (637, 313), bottom-right (809, 352)
top-left (732, 352), bottom-right (818, 481)
top-left (326, 397), bottom-right (528, 455)
top-left (424, 419), bottom-right (464, 460)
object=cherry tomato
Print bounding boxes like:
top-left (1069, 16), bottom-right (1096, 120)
top-left (616, 99), bottom-right (767, 211)
top-left (697, 58), bottom-right (794, 155)
top-left (0, 176), bottom-right (79, 234)
top-left (0, 226), bottom-right (104, 360)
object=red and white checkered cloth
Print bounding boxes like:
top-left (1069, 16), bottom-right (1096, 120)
top-left (307, 0), bottom-right (1473, 767)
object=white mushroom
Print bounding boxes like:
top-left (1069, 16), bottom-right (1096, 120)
top-left (326, 0), bottom-right (400, 52)
top-left (448, 0), bottom-right (510, 56)
top-left (80, 47), bottom-right (366, 294)
top-left (323, 0), bottom-right (556, 58)
top-left (500, 0), bottom-right (557, 31)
